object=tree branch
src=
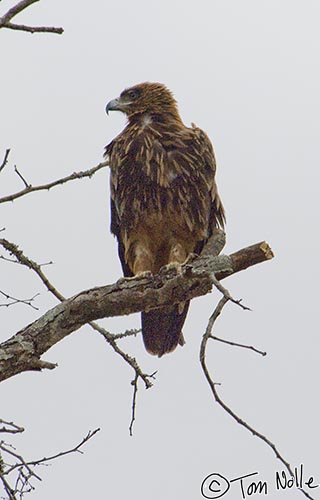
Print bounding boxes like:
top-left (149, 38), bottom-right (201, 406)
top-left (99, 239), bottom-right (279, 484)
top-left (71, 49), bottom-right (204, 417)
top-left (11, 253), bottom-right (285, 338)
top-left (0, 0), bottom-right (63, 34)
top-left (0, 237), bottom-right (274, 383)
top-left (200, 296), bottom-right (314, 500)
top-left (0, 161), bottom-right (108, 204)
top-left (0, 427), bottom-right (100, 499)
top-left (0, 150), bottom-right (10, 174)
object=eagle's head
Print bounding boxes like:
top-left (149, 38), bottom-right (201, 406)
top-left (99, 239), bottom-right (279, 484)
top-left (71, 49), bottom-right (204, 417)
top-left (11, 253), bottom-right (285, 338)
top-left (106, 82), bottom-right (180, 121)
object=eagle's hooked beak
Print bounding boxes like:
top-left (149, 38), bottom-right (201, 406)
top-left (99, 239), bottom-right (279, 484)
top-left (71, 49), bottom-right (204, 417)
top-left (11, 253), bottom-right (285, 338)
top-left (106, 98), bottom-right (121, 115)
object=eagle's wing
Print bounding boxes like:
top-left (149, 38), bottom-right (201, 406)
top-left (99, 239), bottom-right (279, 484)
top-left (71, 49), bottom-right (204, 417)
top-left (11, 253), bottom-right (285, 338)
top-left (188, 126), bottom-right (225, 253)
top-left (110, 195), bottom-right (133, 277)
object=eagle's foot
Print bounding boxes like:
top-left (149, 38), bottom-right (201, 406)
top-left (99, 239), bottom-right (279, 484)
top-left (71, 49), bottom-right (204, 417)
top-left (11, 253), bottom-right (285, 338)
top-left (135, 270), bottom-right (153, 279)
top-left (117, 271), bottom-right (152, 284)
top-left (184, 253), bottom-right (198, 264)
top-left (160, 262), bottom-right (183, 275)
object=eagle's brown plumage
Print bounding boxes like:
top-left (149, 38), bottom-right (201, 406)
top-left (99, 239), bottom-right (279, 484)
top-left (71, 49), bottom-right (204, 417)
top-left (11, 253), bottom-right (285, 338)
top-left (104, 82), bottom-right (225, 356)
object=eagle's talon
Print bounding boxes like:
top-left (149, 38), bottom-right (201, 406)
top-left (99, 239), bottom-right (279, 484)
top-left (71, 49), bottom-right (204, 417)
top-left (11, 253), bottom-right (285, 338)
top-left (118, 271), bottom-right (153, 283)
top-left (160, 262), bottom-right (183, 275)
top-left (135, 270), bottom-right (153, 279)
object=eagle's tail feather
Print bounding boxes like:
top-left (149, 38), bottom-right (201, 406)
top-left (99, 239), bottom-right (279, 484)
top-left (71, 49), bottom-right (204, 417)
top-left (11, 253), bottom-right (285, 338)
top-left (141, 302), bottom-right (189, 357)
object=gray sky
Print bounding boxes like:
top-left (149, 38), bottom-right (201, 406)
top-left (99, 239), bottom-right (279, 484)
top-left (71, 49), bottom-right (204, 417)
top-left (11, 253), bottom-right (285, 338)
top-left (1, 1), bottom-right (319, 499)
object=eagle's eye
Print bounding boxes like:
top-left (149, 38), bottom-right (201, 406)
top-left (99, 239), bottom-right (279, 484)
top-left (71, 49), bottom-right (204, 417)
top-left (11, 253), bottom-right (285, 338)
top-left (124, 89), bottom-right (141, 101)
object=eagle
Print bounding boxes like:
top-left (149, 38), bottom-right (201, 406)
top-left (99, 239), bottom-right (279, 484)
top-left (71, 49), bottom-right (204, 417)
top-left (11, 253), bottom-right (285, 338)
top-left (104, 82), bottom-right (225, 357)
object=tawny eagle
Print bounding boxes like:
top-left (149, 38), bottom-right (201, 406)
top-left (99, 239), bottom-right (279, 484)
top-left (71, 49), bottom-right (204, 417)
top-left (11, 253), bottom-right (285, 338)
top-left (104, 82), bottom-right (225, 356)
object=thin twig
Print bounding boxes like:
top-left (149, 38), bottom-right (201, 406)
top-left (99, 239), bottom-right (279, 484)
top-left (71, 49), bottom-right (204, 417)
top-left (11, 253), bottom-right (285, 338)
top-left (0, 442), bottom-right (41, 481)
top-left (129, 369), bottom-right (156, 436)
top-left (211, 273), bottom-right (251, 311)
top-left (211, 335), bottom-right (267, 356)
top-left (0, 290), bottom-right (40, 310)
top-left (0, 420), bottom-right (24, 435)
top-left (0, 150), bottom-right (10, 174)
top-left (112, 328), bottom-right (141, 340)
top-left (200, 297), bottom-right (315, 500)
top-left (0, 161), bottom-right (108, 204)
top-left (25, 428), bottom-right (100, 466)
top-left (1, 0), bottom-right (39, 23)
top-left (0, 428), bottom-right (100, 499)
top-left (14, 166), bottom-right (30, 188)
top-left (89, 322), bottom-right (155, 391)
top-left (0, 474), bottom-right (16, 500)
top-left (129, 374), bottom-right (139, 437)
top-left (0, 0), bottom-right (63, 34)
top-left (2, 22), bottom-right (63, 34)
top-left (0, 239), bottom-right (64, 301)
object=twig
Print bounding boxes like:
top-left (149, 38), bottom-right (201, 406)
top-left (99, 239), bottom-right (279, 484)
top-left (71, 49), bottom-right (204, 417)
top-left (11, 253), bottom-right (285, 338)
top-left (1, 0), bottom-right (39, 22)
top-left (211, 335), bottom-right (267, 356)
top-left (112, 328), bottom-right (141, 340)
top-left (0, 474), bottom-right (16, 500)
top-left (0, 239), bottom-right (64, 301)
top-left (0, 0), bottom-right (63, 34)
top-left (129, 374), bottom-right (139, 437)
top-left (200, 297), bottom-right (315, 500)
top-left (129, 369), bottom-right (156, 436)
top-left (0, 161), bottom-right (108, 204)
top-left (89, 322), bottom-right (155, 391)
top-left (211, 273), bottom-right (251, 311)
top-left (0, 420), bottom-right (24, 435)
top-left (14, 166), bottom-right (30, 188)
top-left (0, 290), bottom-right (39, 310)
top-left (0, 442), bottom-right (41, 481)
top-left (25, 428), bottom-right (100, 466)
top-left (0, 150), bottom-right (10, 174)
top-left (1, 22), bottom-right (63, 34)
top-left (0, 428), bottom-right (100, 499)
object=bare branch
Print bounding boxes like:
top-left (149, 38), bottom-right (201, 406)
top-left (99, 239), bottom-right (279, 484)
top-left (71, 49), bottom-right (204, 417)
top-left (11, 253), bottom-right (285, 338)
top-left (0, 442), bottom-right (42, 481)
top-left (0, 239), bottom-right (64, 301)
top-left (0, 0), bottom-right (63, 34)
top-left (0, 420), bottom-right (24, 435)
top-left (1, 0), bottom-right (39, 22)
top-left (1, 21), bottom-right (63, 34)
top-left (0, 161), bottom-right (108, 204)
top-left (112, 328), bottom-right (141, 340)
top-left (0, 427), bottom-right (100, 499)
top-left (200, 299), bottom-right (314, 500)
top-left (0, 290), bottom-right (39, 310)
top-left (129, 374), bottom-right (139, 437)
top-left (0, 150), bottom-right (10, 174)
top-left (13, 166), bottom-right (30, 189)
top-left (0, 237), bottom-right (155, 399)
top-left (210, 272), bottom-right (251, 311)
top-left (0, 237), bottom-right (274, 383)
top-left (211, 335), bottom-right (267, 356)
top-left (0, 474), bottom-right (17, 500)
top-left (23, 428), bottom-right (100, 466)
top-left (89, 321), bottom-right (155, 390)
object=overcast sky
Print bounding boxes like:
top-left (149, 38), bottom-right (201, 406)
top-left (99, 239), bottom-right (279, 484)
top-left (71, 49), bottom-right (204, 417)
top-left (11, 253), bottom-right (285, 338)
top-left (1, 1), bottom-right (320, 499)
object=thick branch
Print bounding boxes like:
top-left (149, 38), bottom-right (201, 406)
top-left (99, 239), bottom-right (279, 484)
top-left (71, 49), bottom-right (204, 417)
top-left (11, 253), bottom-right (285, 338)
top-left (0, 241), bottom-right (273, 383)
